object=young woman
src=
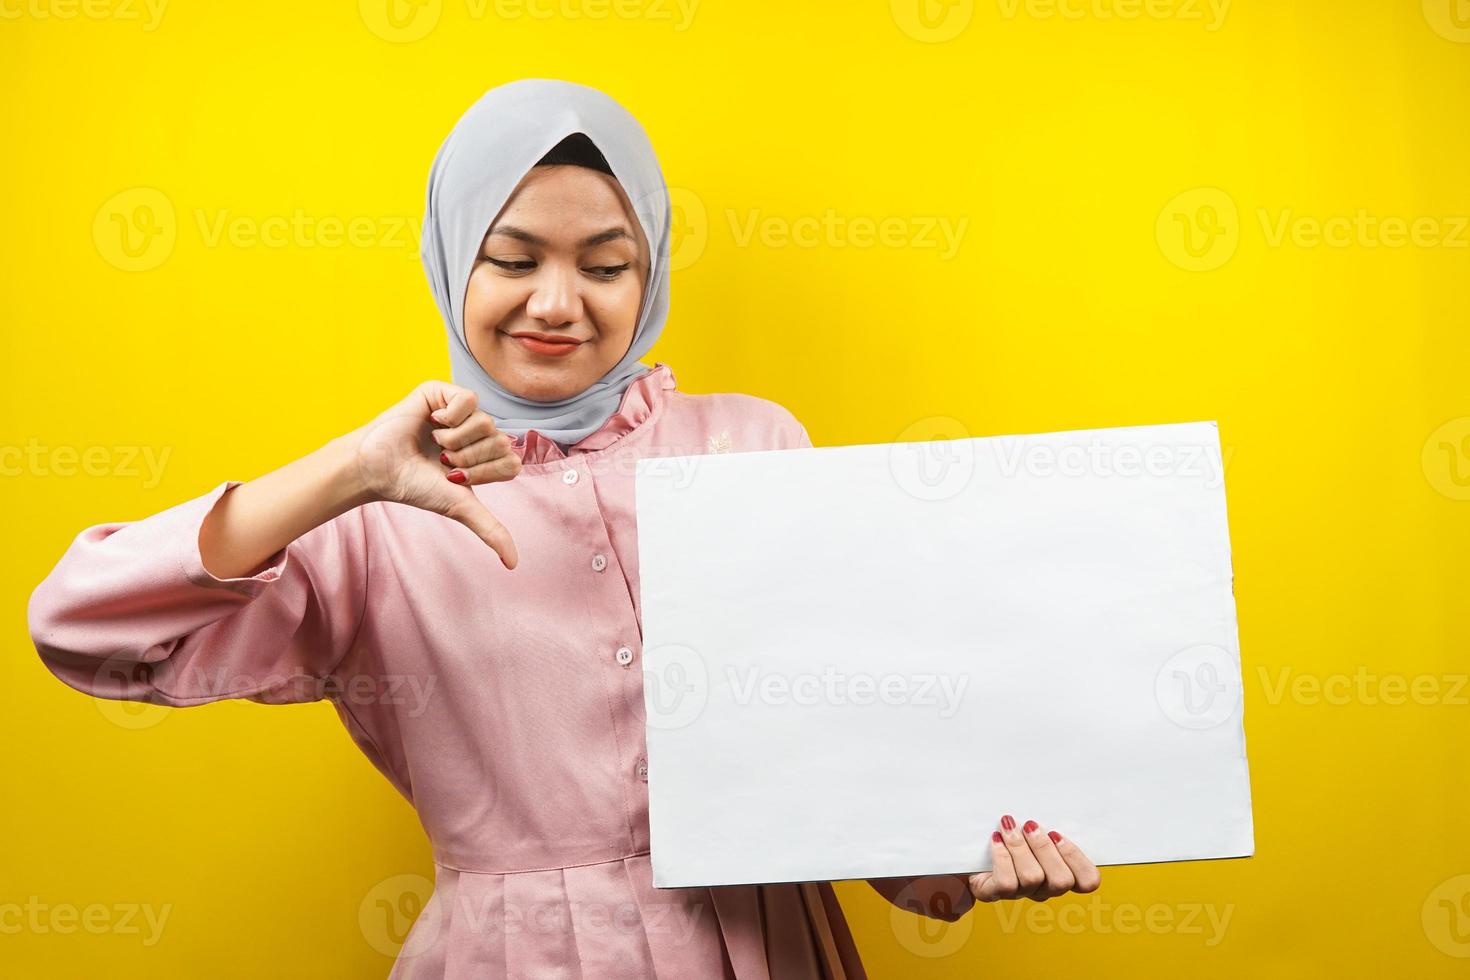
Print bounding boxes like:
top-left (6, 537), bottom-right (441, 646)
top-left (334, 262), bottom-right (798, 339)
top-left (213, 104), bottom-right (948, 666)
top-left (29, 78), bottom-right (1099, 979)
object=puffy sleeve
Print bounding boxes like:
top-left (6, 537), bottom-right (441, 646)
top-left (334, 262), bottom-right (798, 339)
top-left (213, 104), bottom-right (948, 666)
top-left (774, 406), bottom-right (813, 450)
top-left (27, 479), bottom-right (371, 707)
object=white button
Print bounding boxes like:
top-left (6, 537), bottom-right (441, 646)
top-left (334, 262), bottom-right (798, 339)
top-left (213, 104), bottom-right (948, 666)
top-left (562, 469), bottom-right (578, 485)
top-left (636, 759), bottom-right (648, 781)
top-left (615, 646), bottom-right (634, 666)
top-left (591, 553), bottom-right (608, 572)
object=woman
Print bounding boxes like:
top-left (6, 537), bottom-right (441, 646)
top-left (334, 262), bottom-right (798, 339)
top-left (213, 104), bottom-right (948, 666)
top-left (28, 78), bottom-right (1099, 978)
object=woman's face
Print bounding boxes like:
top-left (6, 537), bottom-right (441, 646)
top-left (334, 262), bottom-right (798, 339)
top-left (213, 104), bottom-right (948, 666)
top-left (463, 164), bottom-right (650, 403)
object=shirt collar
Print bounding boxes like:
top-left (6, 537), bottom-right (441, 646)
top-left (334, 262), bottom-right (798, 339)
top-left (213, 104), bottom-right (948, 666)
top-left (512, 362), bottom-right (677, 465)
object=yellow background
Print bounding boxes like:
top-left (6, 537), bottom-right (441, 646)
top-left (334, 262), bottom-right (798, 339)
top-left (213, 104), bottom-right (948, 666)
top-left (4, 0), bottom-right (1469, 976)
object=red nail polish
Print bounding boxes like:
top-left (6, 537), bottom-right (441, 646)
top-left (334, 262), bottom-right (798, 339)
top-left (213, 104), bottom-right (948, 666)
top-left (1001, 814), bottom-right (1015, 831)
top-left (1048, 830), bottom-right (1062, 844)
top-left (1023, 820), bottom-right (1038, 834)
top-left (446, 470), bottom-right (466, 484)
top-left (440, 452), bottom-right (451, 466)
top-left (991, 831), bottom-right (1002, 843)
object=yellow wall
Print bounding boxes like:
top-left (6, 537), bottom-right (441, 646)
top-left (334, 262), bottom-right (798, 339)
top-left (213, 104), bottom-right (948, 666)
top-left (3, 1), bottom-right (1468, 976)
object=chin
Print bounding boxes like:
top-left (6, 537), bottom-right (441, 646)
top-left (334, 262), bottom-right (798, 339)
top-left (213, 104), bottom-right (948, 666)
top-left (518, 377), bottom-right (585, 402)
top-left (503, 362), bottom-right (597, 403)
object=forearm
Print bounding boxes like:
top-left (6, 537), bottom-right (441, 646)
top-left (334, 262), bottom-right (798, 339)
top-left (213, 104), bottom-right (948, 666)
top-left (198, 431), bottom-right (374, 580)
top-left (868, 874), bottom-right (976, 922)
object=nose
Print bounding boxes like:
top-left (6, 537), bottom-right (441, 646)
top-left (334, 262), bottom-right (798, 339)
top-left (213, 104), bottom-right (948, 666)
top-left (524, 261), bottom-right (584, 330)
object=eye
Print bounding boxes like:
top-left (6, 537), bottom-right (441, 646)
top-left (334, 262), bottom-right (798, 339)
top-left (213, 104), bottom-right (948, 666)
top-left (586, 263), bottom-right (631, 280)
top-left (487, 258), bottom-right (535, 272)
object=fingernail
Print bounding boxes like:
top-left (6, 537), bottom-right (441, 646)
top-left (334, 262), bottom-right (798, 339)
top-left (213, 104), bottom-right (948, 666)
top-left (439, 452), bottom-right (451, 466)
top-left (1001, 814), bottom-right (1015, 832)
top-left (1023, 820), bottom-right (1038, 834)
top-left (429, 412), bottom-right (443, 425)
top-left (991, 831), bottom-right (1002, 843)
top-left (446, 470), bottom-right (466, 484)
top-left (1048, 830), bottom-right (1063, 844)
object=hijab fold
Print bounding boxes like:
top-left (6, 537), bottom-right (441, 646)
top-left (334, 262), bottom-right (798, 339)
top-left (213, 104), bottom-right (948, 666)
top-left (419, 78), bottom-right (671, 447)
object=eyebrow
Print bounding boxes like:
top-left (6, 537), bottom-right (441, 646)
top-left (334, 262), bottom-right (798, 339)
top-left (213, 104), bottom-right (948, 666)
top-left (487, 224), bottom-right (632, 248)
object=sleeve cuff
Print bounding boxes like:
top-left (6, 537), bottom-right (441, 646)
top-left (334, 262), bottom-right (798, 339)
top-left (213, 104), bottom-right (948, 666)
top-left (178, 480), bottom-right (291, 595)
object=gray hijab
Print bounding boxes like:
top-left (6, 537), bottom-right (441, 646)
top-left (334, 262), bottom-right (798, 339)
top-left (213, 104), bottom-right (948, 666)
top-left (419, 78), bottom-right (671, 447)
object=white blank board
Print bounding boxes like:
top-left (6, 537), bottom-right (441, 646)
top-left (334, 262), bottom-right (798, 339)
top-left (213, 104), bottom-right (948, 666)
top-left (635, 420), bottom-right (1254, 888)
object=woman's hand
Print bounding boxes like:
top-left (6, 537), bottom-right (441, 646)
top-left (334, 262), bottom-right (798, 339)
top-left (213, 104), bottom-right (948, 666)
top-left (350, 380), bottom-right (523, 569)
top-left (870, 813), bottom-right (1102, 922)
top-left (968, 814), bottom-right (1101, 903)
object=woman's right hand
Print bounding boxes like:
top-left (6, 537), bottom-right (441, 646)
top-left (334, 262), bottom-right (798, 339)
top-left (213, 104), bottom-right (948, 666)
top-left (350, 380), bottom-right (523, 569)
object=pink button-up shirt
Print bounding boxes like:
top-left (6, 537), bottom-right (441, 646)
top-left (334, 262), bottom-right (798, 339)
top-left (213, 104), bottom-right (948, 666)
top-left (28, 362), bottom-right (944, 979)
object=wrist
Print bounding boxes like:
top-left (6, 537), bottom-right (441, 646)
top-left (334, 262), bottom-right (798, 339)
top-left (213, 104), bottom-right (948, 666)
top-left (323, 429), bottom-right (380, 511)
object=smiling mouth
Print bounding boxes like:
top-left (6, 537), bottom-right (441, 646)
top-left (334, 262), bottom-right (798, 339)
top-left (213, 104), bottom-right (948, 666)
top-left (508, 332), bottom-right (584, 358)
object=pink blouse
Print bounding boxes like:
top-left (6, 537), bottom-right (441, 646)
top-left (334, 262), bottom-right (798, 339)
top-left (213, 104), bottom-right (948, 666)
top-left (28, 362), bottom-right (946, 979)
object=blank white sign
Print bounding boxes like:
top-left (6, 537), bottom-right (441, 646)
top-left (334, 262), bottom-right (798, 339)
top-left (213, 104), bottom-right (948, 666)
top-left (635, 421), bottom-right (1253, 888)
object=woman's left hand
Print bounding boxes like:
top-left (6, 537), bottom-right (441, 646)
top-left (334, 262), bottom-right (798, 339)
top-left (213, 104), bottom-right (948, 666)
top-left (967, 814), bottom-right (1102, 903)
